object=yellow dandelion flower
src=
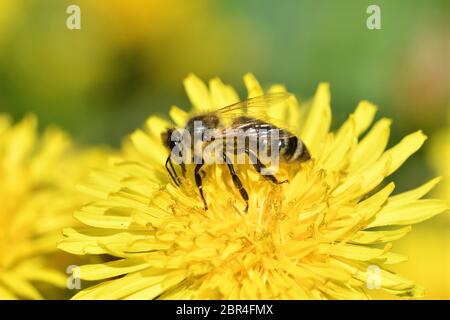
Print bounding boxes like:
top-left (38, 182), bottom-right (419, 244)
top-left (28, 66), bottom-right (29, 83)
top-left (0, 114), bottom-right (108, 299)
top-left (385, 109), bottom-right (450, 300)
top-left (386, 111), bottom-right (450, 299)
top-left (428, 110), bottom-right (450, 202)
top-left (59, 74), bottom-right (448, 300)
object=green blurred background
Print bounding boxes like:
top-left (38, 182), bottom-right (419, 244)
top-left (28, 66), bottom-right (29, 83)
top-left (0, 0), bottom-right (448, 298)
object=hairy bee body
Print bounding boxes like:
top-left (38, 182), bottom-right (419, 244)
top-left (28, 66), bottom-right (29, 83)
top-left (162, 93), bottom-right (311, 212)
top-left (229, 116), bottom-right (310, 162)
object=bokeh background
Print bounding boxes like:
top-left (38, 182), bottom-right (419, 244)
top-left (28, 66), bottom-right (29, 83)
top-left (0, 0), bottom-right (448, 299)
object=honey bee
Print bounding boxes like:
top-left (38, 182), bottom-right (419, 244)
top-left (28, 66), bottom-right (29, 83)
top-left (161, 92), bottom-right (311, 212)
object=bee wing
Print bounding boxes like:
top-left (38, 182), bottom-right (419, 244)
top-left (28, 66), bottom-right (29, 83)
top-left (213, 92), bottom-right (300, 137)
top-left (215, 92), bottom-right (292, 116)
top-left (208, 118), bottom-right (297, 144)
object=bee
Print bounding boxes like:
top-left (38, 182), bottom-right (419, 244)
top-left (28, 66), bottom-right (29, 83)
top-left (161, 92), bottom-right (311, 212)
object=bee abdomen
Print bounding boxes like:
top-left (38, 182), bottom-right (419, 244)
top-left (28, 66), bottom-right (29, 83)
top-left (284, 136), bottom-right (310, 162)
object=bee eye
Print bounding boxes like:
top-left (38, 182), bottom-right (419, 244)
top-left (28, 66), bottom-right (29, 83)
top-left (169, 140), bottom-right (178, 149)
top-left (163, 128), bottom-right (182, 150)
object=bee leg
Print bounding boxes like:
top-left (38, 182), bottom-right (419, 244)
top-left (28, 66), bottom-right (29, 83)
top-left (169, 157), bottom-right (183, 185)
top-left (223, 154), bottom-right (249, 213)
top-left (245, 148), bottom-right (288, 184)
top-left (194, 162), bottom-right (208, 210)
top-left (180, 163), bottom-right (186, 178)
top-left (165, 155), bottom-right (180, 187)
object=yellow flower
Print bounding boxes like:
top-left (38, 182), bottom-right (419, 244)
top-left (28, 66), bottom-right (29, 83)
top-left (386, 110), bottom-right (450, 300)
top-left (0, 114), bottom-right (108, 299)
top-left (428, 110), bottom-right (450, 203)
top-left (59, 74), bottom-right (448, 299)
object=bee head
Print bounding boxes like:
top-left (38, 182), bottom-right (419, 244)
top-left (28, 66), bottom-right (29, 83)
top-left (161, 128), bottom-right (179, 151)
